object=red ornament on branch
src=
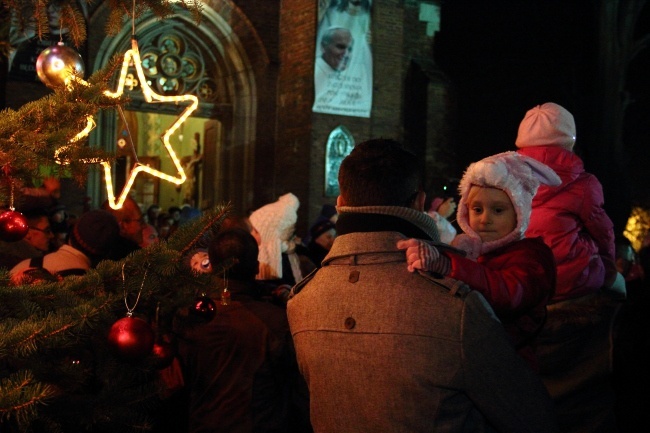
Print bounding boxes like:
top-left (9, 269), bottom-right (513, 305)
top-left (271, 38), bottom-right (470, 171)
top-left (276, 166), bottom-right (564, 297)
top-left (151, 302), bottom-right (175, 369)
top-left (0, 210), bottom-right (29, 242)
top-left (191, 294), bottom-right (217, 322)
top-left (152, 338), bottom-right (175, 369)
top-left (107, 316), bottom-right (154, 360)
top-left (109, 263), bottom-right (154, 360)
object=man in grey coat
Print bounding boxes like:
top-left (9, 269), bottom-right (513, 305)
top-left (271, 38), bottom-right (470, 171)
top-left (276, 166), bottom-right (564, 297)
top-left (287, 138), bottom-right (558, 432)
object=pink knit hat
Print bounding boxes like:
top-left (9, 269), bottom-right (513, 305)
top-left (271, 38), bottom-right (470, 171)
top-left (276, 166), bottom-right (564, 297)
top-left (515, 102), bottom-right (576, 150)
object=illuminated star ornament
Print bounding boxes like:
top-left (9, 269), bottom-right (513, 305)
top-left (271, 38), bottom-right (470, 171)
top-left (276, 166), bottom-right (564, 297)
top-left (55, 37), bottom-right (198, 209)
top-left (101, 37), bottom-right (198, 209)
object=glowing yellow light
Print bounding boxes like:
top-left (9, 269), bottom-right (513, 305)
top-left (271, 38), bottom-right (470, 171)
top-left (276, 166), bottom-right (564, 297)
top-left (624, 206), bottom-right (650, 252)
top-left (54, 38), bottom-right (198, 210)
top-left (54, 115), bottom-right (103, 163)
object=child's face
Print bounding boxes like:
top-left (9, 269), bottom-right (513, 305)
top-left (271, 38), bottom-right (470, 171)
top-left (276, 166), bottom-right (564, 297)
top-left (467, 186), bottom-right (517, 243)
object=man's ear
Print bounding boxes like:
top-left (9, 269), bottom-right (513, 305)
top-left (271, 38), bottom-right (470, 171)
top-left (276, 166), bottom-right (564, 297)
top-left (412, 191), bottom-right (426, 212)
top-left (336, 195), bottom-right (345, 206)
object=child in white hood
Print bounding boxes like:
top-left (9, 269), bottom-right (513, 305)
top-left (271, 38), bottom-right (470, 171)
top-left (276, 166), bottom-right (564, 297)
top-left (249, 193), bottom-right (315, 286)
top-left (397, 151), bottom-right (560, 370)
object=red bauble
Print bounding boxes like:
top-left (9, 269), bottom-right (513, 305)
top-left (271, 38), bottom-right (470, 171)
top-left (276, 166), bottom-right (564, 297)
top-left (0, 210), bottom-right (29, 242)
top-left (107, 316), bottom-right (154, 360)
top-left (152, 339), bottom-right (175, 369)
top-left (191, 295), bottom-right (217, 321)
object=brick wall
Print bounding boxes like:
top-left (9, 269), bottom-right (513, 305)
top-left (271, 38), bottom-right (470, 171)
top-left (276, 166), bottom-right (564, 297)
top-left (271, 0), bottom-right (317, 235)
top-left (2, 0), bottom-right (448, 236)
top-left (307, 0), bottom-right (447, 225)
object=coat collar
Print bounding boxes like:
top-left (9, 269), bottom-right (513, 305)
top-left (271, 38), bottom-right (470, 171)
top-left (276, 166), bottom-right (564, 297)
top-left (336, 205), bottom-right (440, 242)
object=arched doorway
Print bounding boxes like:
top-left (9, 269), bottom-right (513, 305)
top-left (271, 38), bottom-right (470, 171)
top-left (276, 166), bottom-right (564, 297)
top-left (86, 0), bottom-right (267, 214)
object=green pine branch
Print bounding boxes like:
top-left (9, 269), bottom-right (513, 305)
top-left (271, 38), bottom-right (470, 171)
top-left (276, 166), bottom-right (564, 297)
top-left (0, 371), bottom-right (58, 427)
top-left (1, 1), bottom-right (203, 203)
top-left (3, 1), bottom-right (202, 47)
top-left (0, 205), bottom-right (231, 431)
top-left (0, 54), bottom-right (127, 199)
top-left (0, 3), bottom-right (219, 427)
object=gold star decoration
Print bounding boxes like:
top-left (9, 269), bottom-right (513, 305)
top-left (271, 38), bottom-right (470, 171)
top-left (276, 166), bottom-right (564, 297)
top-left (56, 37), bottom-right (198, 209)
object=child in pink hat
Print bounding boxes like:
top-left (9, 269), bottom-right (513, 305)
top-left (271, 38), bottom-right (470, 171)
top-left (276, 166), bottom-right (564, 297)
top-left (515, 102), bottom-right (619, 301)
top-left (397, 151), bottom-right (561, 370)
top-left (515, 102), bottom-right (625, 433)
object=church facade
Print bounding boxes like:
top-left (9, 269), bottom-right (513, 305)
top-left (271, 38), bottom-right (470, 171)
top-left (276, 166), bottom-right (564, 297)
top-left (5, 0), bottom-right (451, 235)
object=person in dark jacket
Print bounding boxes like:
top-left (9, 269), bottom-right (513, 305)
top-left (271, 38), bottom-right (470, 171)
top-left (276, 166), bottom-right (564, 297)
top-left (174, 228), bottom-right (311, 433)
top-left (305, 219), bottom-right (336, 268)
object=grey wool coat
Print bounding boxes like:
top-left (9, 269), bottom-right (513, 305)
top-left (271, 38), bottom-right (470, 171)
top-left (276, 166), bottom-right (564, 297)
top-left (287, 206), bottom-right (557, 433)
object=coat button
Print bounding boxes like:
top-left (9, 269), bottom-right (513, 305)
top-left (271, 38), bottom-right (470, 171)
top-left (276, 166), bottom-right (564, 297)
top-left (349, 270), bottom-right (359, 283)
top-left (344, 317), bottom-right (356, 329)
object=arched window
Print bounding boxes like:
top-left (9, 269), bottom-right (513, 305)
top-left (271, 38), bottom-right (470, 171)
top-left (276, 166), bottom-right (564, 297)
top-left (325, 125), bottom-right (354, 197)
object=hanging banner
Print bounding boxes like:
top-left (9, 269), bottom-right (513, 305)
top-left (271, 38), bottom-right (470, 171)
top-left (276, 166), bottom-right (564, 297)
top-left (313, 0), bottom-right (373, 118)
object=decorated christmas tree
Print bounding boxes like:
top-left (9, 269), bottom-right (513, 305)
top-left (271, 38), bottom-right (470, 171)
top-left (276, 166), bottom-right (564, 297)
top-left (0, 2), bottom-right (225, 431)
top-left (0, 207), bottom-right (230, 431)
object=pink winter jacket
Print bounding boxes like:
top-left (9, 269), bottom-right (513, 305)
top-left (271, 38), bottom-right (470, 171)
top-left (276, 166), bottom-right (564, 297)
top-left (518, 146), bottom-right (617, 302)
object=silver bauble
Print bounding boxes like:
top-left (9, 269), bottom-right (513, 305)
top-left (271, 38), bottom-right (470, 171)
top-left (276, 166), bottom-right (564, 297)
top-left (36, 43), bottom-right (85, 89)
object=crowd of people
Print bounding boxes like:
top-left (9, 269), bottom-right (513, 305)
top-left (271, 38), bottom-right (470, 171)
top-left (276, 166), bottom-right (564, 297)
top-left (2, 102), bottom-right (649, 432)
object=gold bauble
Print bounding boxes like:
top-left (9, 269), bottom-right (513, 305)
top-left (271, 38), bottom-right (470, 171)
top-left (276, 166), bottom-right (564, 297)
top-left (36, 43), bottom-right (85, 89)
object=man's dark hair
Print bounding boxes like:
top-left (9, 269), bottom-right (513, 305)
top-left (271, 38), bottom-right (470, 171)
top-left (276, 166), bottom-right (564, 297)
top-left (338, 138), bottom-right (422, 206)
top-left (208, 228), bottom-right (259, 280)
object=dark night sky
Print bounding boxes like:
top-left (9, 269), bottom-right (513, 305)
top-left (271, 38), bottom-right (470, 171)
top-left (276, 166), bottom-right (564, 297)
top-left (432, 0), bottom-right (650, 231)
top-left (434, 0), bottom-right (596, 163)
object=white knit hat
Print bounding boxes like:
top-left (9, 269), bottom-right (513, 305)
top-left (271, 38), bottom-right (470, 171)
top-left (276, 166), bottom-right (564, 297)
top-left (249, 193), bottom-right (300, 280)
top-left (515, 102), bottom-right (576, 150)
top-left (454, 151), bottom-right (561, 257)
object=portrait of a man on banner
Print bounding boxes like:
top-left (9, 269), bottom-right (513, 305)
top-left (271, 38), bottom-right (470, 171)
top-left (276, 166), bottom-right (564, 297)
top-left (313, 0), bottom-right (373, 118)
